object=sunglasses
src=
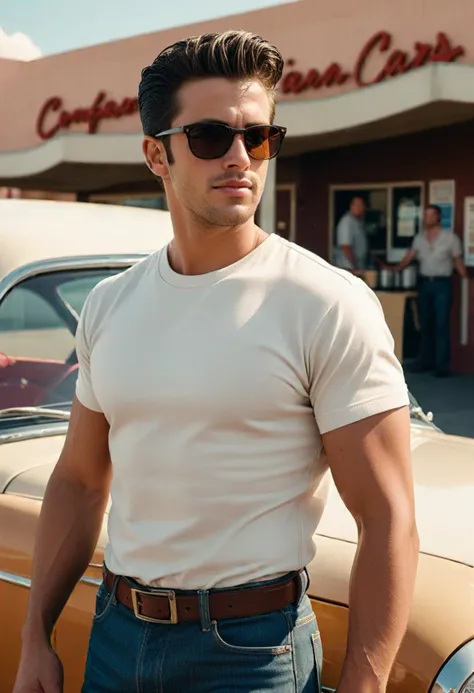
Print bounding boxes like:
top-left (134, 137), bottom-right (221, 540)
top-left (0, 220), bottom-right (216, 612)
top-left (154, 122), bottom-right (287, 161)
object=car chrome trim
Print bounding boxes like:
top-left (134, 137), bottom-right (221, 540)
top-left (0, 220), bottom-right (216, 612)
top-left (0, 422), bottom-right (69, 446)
top-left (0, 569), bottom-right (31, 588)
top-left (81, 575), bottom-right (102, 587)
top-left (428, 637), bottom-right (474, 692)
top-left (0, 254), bottom-right (144, 303)
top-left (0, 569), bottom-right (101, 589)
top-left (0, 407), bottom-right (71, 421)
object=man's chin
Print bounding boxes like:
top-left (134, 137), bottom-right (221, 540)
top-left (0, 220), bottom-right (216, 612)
top-left (205, 206), bottom-right (255, 228)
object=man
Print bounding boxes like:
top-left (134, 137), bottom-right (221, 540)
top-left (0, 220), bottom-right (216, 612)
top-left (393, 204), bottom-right (468, 377)
top-left (334, 196), bottom-right (368, 273)
top-left (14, 31), bottom-right (418, 693)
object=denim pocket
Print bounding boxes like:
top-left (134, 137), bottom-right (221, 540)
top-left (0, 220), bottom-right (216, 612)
top-left (92, 581), bottom-right (115, 623)
top-left (211, 611), bottom-right (292, 656)
top-left (311, 631), bottom-right (323, 691)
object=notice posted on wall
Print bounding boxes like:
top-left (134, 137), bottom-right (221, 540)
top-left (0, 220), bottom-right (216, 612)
top-left (397, 200), bottom-right (418, 237)
top-left (429, 180), bottom-right (455, 230)
top-left (463, 196), bottom-right (474, 267)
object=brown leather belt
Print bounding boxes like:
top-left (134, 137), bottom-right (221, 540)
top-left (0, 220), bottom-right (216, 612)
top-left (103, 566), bottom-right (304, 624)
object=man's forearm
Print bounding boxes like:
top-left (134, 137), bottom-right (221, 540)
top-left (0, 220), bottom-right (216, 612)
top-left (455, 259), bottom-right (468, 278)
top-left (341, 245), bottom-right (358, 270)
top-left (395, 256), bottom-right (412, 272)
top-left (23, 470), bottom-right (108, 645)
top-left (338, 519), bottom-right (419, 692)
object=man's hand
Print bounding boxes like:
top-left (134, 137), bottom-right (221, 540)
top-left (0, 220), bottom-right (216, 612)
top-left (13, 639), bottom-right (63, 693)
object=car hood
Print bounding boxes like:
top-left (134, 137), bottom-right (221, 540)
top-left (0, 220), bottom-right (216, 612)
top-left (317, 423), bottom-right (474, 566)
top-left (2, 423), bottom-right (474, 566)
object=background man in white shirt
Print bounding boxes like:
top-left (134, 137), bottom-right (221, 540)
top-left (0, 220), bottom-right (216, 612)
top-left (334, 196), bottom-right (368, 273)
top-left (14, 30), bottom-right (418, 693)
top-left (393, 204), bottom-right (468, 377)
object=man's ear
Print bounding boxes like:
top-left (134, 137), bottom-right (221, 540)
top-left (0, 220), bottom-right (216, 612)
top-left (143, 137), bottom-right (170, 181)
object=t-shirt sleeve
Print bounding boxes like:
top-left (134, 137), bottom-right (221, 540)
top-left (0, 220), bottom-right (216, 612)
top-left (411, 234), bottom-right (421, 254)
top-left (451, 233), bottom-right (462, 258)
top-left (74, 289), bottom-right (103, 412)
top-left (308, 281), bottom-right (409, 435)
top-left (337, 216), bottom-right (352, 247)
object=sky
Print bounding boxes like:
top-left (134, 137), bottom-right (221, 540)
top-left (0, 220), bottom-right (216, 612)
top-left (0, 0), bottom-right (291, 60)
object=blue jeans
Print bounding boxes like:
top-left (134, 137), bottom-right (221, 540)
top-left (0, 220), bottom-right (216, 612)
top-left (418, 276), bottom-right (453, 371)
top-left (81, 571), bottom-right (322, 693)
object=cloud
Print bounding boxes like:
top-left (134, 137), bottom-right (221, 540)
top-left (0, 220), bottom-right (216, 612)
top-left (0, 26), bottom-right (42, 61)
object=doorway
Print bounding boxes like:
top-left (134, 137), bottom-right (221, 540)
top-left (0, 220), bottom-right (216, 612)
top-left (276, 184), bottom-right (297, 242)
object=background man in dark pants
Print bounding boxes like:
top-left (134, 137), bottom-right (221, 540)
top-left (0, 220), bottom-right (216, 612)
top-left (394, 205), bottom-right (468, 377)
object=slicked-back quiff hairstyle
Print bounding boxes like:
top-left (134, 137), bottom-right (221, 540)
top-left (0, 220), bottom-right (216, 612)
top-left (138, 30), bottom-right (284, 141)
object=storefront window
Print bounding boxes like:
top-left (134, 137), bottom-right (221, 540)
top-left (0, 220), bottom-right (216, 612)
top-left (275, 185), bottom-right (297, 242)
top-left (390, 185), bottom-right (423, 252)
top-left (330, 182), bottom-right (423, 264)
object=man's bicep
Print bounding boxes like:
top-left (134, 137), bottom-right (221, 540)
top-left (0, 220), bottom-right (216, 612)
top-left (56, 396), bottom-right (111, 492)
top-left (322, 407), bottom-right (415, 522)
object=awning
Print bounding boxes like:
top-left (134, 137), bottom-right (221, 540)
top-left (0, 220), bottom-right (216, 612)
top-left (1, 62), bottom-right (473, 192)
top-left (279, 61), bottom-right (474, 154)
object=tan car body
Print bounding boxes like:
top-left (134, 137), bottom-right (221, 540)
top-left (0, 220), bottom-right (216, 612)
top-left (0, 200), bottom-right (473, 693)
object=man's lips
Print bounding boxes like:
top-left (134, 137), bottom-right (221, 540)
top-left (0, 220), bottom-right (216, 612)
top-left (213, 180), bottom-right (252, 189)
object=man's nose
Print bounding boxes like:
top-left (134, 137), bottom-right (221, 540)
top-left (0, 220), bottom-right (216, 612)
top-left (222, 134), bottom-right (251, 169)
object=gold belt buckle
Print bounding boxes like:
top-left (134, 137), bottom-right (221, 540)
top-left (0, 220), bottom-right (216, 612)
top-left (130, 588), bottom-right (178, 624)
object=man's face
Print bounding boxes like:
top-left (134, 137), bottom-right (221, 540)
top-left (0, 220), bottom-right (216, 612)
top-left (424, 207), bottom-right (440, 228)
top-left (144, 78), bottom-right (272, 229)
top-left (350, 198), bottom-right (365, 218)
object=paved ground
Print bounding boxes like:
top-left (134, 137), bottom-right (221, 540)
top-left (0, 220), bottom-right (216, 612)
top-left (404, 368), bottom-right (474, 439)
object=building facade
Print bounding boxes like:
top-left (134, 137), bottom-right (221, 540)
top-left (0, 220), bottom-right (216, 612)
top-left (1, 0), bottom-right (474, 371)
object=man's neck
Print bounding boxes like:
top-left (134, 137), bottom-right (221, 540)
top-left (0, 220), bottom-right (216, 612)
top-left (167, 222), bottom-right (267, 276)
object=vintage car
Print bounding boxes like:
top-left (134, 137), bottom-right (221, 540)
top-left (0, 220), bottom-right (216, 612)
top-left (0, 199), bottom-right (473, 693)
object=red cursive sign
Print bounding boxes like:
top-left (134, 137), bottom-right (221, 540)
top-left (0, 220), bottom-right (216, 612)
top-left (36, 31), bottom-right (465, 139)
top-left (36, 91), bottom-right (139, 140)
top-left (281, 31), bottom-right (465, 95)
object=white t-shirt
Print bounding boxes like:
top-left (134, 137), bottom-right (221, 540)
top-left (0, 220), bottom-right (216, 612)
top-left (412, 229), bottom-right (462, 277)
top-left (335, 212), bottom-right (368, 270)
top-left (75, 233), bottom-right (408, 589)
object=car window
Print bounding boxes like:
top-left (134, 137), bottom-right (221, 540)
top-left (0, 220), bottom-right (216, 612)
top-left (0, 286), bottom-right (62, 332)
top-left (0, 267), bottom-right (122, 411)
top-left (57, 275), bottom-right (107, 314)
top-left (0, 285), bottom-right (71, 360)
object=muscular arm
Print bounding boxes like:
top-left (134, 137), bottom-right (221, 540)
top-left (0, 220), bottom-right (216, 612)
top-left (322, 406), bottom-right (419, 693)
top-left (22, 397), bottom-right (111, 646)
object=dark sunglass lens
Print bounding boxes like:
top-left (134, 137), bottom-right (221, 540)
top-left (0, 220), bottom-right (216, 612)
top-left (245, 126), bottom-right (283, 160)
top-left (187, 124), bottom-right (232, 159)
